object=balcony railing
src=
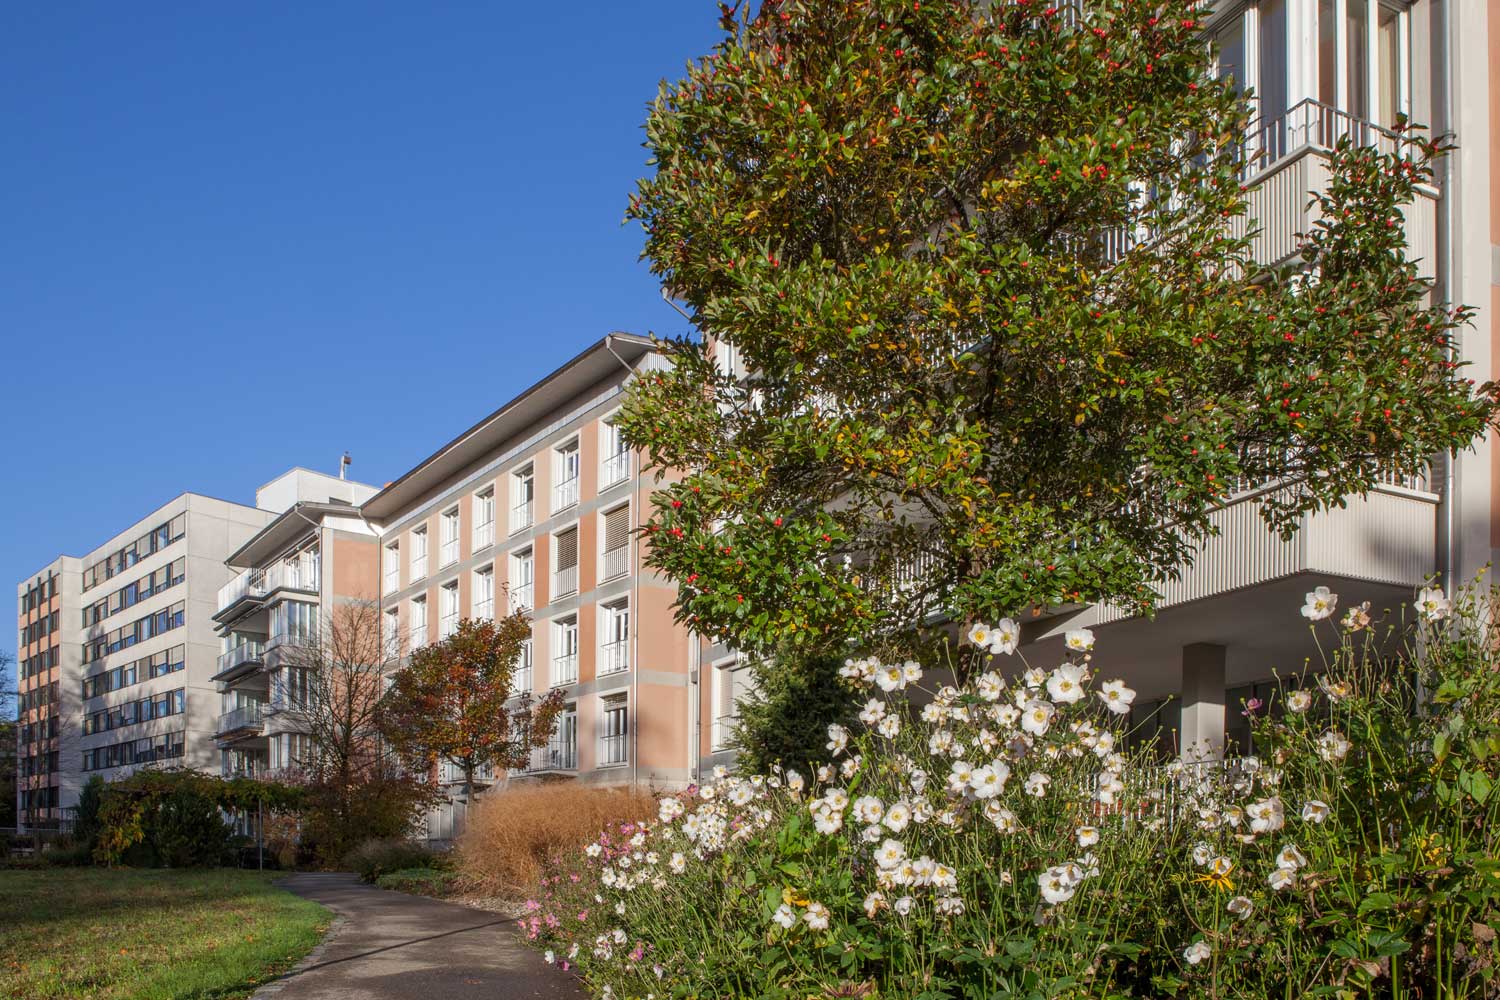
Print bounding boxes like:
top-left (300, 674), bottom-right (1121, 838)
top-left (711, 714), bottom-right (738, 752)
top-left (440, 539), bottom-right (459, 567)
top-left (439, 614), bottom-right (459, 641)
top-left (510, 582), bottom-right (534, 613)
top-left (411, 554), bottom-right (428, 581)
top-left (513, 666), bottom-right (532, 695)
top-left (524, 737), bottom-right (577, 773)
top-left (216, 703), bottom-right (265, 737)
top-left (552, 653), bottom-right (578, 686)
top-left (474, 520), bottom-right (495, 551)
top-left (265, 559), bottom-right (319, 594)
top-left (599, 639), bottom-right (629, 675)
top-left (602, 545), bottom-right (629, 581)
top-left (601, 452), bottom-right (631, 489)
top-left (554, 476), bottom-right (579, 512)
top-left (511, 500), bottom-right (533, 533)
top-left (600, 733), bottom-right (628, 766)
top-left (383, 570), bottom-right (400, 595)
top-left (216, 569), bottom-right (267, 614)
top-left (554, 565), bottom-right (578, 597)
top-left (215, 641), bottom-right (265, 677)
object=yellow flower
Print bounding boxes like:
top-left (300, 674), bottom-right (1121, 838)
top-left (1192, 872), bottom-right (1236, 891)
top-left (782, 886), bottom-right (810, 907)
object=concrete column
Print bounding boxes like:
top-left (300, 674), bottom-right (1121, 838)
top-left (1180, 643), bottom-right (1227, 762)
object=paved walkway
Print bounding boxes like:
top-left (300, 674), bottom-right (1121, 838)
top-left (256, 872), bottom-right (584, 999)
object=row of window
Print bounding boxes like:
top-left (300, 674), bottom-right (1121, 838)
top-left (82, 730), bottom-right (186, 772)
top-left (83, 645), bottom-right (186, 700)
top-left (18, 713), bottom-right (60, 746)
top-left (383, 417), bottom-right (632, 595)
top-left (83, 558), bottom-right (186, 627)
top-left (18, 644), bottom-right (59, 680)
top-left (19, 610), bottom-right (60, 649)
top-left (18, 750), bottom-right (59, 779)
top-left (516, 696), bottom-right (628, 772)
top-left (82, 601), bottom-right (185, 664)
top-left (18, 572), bottom-right (57, 616)
top-left (83, 514), bottom-right (187, 592)
top-left (18, 682), bottom-right (60, 715)
top-left (270, 600), bottom-right (319, 647)
top-left (19, 786), bottom-right (60, 812)
top-left (83, 687), bottom-right (186, 735)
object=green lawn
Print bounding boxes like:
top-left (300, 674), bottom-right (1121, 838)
top-left (0, 868), bottom-right (330, 1000)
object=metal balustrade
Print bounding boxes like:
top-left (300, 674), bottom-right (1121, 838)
top-left (215, 703), bottom-right (265, 736)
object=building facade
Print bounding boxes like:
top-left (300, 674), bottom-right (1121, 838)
top-left (211, 469), bottom-right (380, 780)
top-left (14, 494), bottom-right (277, 828)
top-left (361, 333), bottom-right (699, 815)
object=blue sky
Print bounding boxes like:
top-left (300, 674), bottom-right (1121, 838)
top-left (0, 2), bottom-right (723, 675)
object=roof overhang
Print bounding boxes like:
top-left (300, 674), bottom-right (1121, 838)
top-left (360, 332), bottom-right (656, 523)
top-left (226, 501), bottom-right (362, 568)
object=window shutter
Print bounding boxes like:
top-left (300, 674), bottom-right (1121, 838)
top-left (604, 507), bottom-right (630, 552)
top-left (557, 528), bottom-right (578, 570)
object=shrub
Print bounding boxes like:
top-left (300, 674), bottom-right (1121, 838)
top-left (40, 839), bottom-right (95, 867)
top-left (376, 867), bottom-right (458, 897)
top-left (517, 586), bottom-right (1500, 999)
top-left (345, 838), bottom-right (442, 884)
top-left (456, 784), bottom-right (655, 896)
top-left (729, 646), bottom-right (860, 777)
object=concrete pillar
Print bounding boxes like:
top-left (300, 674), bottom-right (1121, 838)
top-left (1180, 643), bottom-right (1227, 762)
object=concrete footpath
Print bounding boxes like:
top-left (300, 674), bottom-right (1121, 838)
top-left (255, 872), bottom-right (585, 999)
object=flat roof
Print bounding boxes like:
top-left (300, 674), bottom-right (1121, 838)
top-left (360, 333), bottom-right (655, 521)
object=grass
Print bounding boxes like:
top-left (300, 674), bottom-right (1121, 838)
top-left (0, 868), bottom-right (330, 1000)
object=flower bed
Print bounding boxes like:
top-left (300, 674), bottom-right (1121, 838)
top-left (517, 586), bottom-right (1499, 999)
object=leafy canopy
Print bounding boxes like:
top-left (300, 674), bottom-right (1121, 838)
top-left (620, 0), bottom-right (1498, 656)
top-left (378, 615), bottom-right (564, 793)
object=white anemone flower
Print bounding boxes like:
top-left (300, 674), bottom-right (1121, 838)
top-left (1023, 772), bottom-right (1051, 797)
top-left (862, 891), bottom-right (887, 918)
top-left (1301, 586), bottom-right (1338, 621)
top-left (876, 663), bottom-right (907, 693)
top-left (876, 715), bottom-right (902, 739)
top-left (1246, 797), bottom-right (1285, 834)
top-left (967, 622), bottom-right (994, 648)
top-left (983, 800), bottom-right (1018, 833)
top-left (975, 672), bottom-right (1006, 702)
top-left (858, 699), bottom-right (887, 725)
top-left (1268, 867), bottom-right (1297, 891)
top-left (968, 761), bottom-right (1010, 799)
top-left (1076, 825), bottom-right (1100, 847)
top-left (989, 618), bottom-right (1021, 655)
top-left (893, 896), bottom-right (915, 915)
top-left (1301, 800), bottom-right (1331, 824)
top-left (1316, 730), bottom-right (1351, 763)
top-left (1020, 699), bottom-right (1057, 736)
top-left (946, 761), bottom-right (976, 795)
top-left (882, 801), bottom-right (911, 833)
top-left (1022, 667), bottom-right (1048, 689)
top-left (1275, 844), bottom-right (1308, 870)
top-left (803, 902), bottom-right (830, 930)
top-left (853, 796), bottom-right (884, 825)
top-left (902, 660), bottom-right (923, 685)
top-left (825, 724), bottom-right (849, 756)
top-left (1414, 585), bottom-right (1451, 623)
top-left (1285, 689), bottom-right (1313, 714)
top-left (1046, 664), bottom-right (1088, 704)
top-left (669, 852), bottom-right (686, 874)
top-left (1095, 770), bottom-right (1125, 806)
top-left (1183, 940), bottom-right (1212, 965)
top-left (1038, 865), bottom-right (1080, 905)
top-left (1191, 842), bottom-right (1214, 866)
top-left (1097, 679), bottom-right (1136, 715)
top-left (1064, 628), bottom-right (1096, 652)
top-left (1227, 895), bottom-right (1254, 919)
top-left (771, 903), bottom-right (796, 929)
top-left (874, 838), bottom-right (906, 870)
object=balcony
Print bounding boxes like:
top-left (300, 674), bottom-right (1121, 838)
top-left (440, 538), bottom-right (459, 567)
top-left (600, 452), bottom-right (631, 490)
top-left (554, 565), bottom-right (578, 598)
top-left (474, 520), bottom-right (495, 551)
top-left (264, 560), bottom-right (319, 596)
top-left (553, 476), bottom-right (579, 512)
top-left (410, 554), bottom-right (428, 581)
top-left (213, 641), bottom-right (266, 684)
top-left (602, 545), bottom-right (629, 582)
top-left (599, 640), bottom-right (628, 675)
top-left (215, 569), bottom-right (267, 620)
top-left (552, 653), bottom-right (578, 686)
top-left (510, 581), bottom-right (534, 613)
top-left (511, 500), bottom-right (533, 534)
top-left (522, 738), bottom-right (578, 774)
top-left (599, 733), bottom-right (628, 767)
top-left (215, 703), bottom-right (265, 739)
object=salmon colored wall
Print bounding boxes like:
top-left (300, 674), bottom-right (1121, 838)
top-left (331, 535), bottom-right (380, 604)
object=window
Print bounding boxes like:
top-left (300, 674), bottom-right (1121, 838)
top-left (269, 600), bottom-right (317, 648)
top-left (410, 526), bottom-right (429, 581)
top-left (440, 580), bottom-right (460, 639)
top-left (600, 418), bottom-right (629, 489)
top-left (384, 607), bottom-right (401, 658)
top-left (510, 549), bottom-right (534, 612)
top-left (600, 696), bottom-right (628, 766)
top-left (554, 526), bottom-right (579, 597)
top-left (546, 705), bottom-right (578, 770)
top-left (410, 596), bottom-right (428, 649)
top-left (552, 616), bottom-right (578, 686)
top-left (384, 541), bottom-right (400, 594)
top-left (602, 505), bottom-right (630, 581)
top-left (514, 638), bottom-right (533, 694)
top-left (511, 465), bottom-right (535, 533)
top-left (600, 600), bottom-right (629, 674)
top-left (440, 508), bottom-right (460, 566)
top-left (710, 657), bottom-right (753, 751)
top-left (474, 487), bottom-right (496, 551)
top-left (553, 440), bottom-right (580, 512)
top-left (473, 566), bottom-right (494, 621)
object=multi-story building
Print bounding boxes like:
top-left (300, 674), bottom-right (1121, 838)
top-left (361, 333), bottom-right (700, 817)
top-left (211, 468), bottom-right (380, 779)
top-left (14, 494), bottom-right (277, 828)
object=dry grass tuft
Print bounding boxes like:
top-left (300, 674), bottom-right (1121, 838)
top-left (456, 783), bottom-right (657, 896)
